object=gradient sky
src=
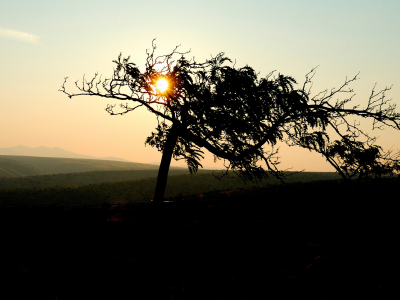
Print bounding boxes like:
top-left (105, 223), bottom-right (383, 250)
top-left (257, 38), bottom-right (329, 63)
top-left (1, 0), bottom-right (399, 171)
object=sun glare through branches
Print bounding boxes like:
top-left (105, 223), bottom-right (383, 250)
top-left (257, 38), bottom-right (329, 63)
top-left (156, 78), bottom-right (169, 93)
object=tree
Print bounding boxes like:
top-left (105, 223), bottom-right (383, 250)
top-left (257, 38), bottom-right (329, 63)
top-left (60, 40), bottom-right (400, 202)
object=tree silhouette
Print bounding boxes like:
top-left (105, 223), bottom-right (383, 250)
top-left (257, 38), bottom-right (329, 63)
top-left (321, 136), bottom-right (400, 180)
top-left (60, 40), bottom-right (400, 202)
top-left (284, 68), bottom-right (400, 180)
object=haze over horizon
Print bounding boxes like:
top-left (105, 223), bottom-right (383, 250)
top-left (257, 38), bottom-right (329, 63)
top-left (1, 0), bottom-right (399, 172)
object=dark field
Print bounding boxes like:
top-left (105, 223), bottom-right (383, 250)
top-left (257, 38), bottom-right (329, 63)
top-left (1, 178), bottom-right (399, 299)
top-left (0, 171), bottom-right (341, 208)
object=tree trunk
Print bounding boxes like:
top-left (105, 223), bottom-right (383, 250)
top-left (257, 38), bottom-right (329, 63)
top-left (152, 124), bottom-right (180, 203)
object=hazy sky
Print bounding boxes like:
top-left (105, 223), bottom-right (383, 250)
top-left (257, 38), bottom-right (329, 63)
top-left (1, 0), bottom-right (399, 171)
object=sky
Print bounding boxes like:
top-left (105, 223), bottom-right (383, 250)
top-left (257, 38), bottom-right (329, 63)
top-left (1, 0), bottom-right (399, 172)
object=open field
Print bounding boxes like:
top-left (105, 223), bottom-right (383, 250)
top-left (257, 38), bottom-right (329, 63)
top-left (0, 169), bottom-right (194, 190)
top-left (1, 177), bottom-right (399, 298)
top-left (0, 171), bottom-right (342, 208)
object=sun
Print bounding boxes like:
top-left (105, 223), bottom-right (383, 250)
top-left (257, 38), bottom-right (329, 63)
top-left (156, 78), bottom-right (169, 93)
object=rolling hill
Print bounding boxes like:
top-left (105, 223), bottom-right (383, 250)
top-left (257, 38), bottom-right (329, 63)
top-left (0, 145), bottom-right (132, 162)
top-left (0, 155), bottom-right (187, 177)
top-left (0, 157), bottom-right (45, 177)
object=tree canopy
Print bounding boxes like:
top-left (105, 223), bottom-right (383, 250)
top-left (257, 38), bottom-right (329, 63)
top-left (60, 41), bottom-right (400, 201)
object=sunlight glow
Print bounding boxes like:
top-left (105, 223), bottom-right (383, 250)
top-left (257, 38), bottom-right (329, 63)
top-left (156, 78), bottom-right (169, 93)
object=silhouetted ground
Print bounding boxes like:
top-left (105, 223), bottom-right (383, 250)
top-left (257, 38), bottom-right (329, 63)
top-left (1, 178), bottom-right (399, 299)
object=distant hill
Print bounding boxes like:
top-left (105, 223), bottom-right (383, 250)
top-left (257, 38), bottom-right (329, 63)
top-left (0, 155), bottom-right (187, 177)
top-left (0, 145), bottom-right (132, 162)
top-left (0, 157), bottom-right (45, 177)
top-left (0, 146), bottom-right (223, 170)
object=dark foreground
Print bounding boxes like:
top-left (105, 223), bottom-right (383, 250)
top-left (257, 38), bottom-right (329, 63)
top-left (1, 178), bottom-right (399, 299)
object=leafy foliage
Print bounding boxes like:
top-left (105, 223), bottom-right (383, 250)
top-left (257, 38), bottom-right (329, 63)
top-left (325, 137), bottom-right (400, 179)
